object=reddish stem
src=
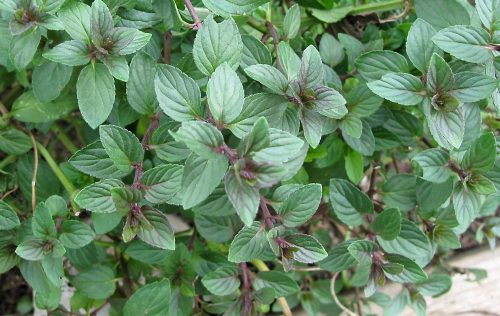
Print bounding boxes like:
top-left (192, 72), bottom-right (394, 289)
top-left (240, 262), bottom-right (252, 316)
top-left (259, 197), bottom-right (274, 229)
top-left (184, 0), bottom-right (203, 30)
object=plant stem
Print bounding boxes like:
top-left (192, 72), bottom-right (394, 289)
top-left (251, 259), bottom-right (293, 316)
top-left (349, 0), bottom-right (405, 15)
top-left (29, 132), bottom-right (38, 213)
top-left (0, 155), bottom-right (16, 170)
top-left (330, 272), bottom-right (357, 316)
top-left (259, 197), bottom-right (274, 229)
top-left (164, 31), bottom-right (172, 64)
top-left (51, 124), bottom-right (78, 154)
top-left (36, 142), bottom-right (77, 198)
top-left (184, 0), bottom-right (202, 30)
top-left (448, 160), bottom-right (468, 181)
top-left (240, 262), bottom-right (252, 316)
top-left (266, 21), bottom-right (282, 71)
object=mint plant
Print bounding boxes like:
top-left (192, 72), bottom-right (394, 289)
top-left (0, 0), bottom-right (499, 315)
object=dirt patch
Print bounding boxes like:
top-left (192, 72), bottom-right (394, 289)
top-left (0, 269), bottom-right (32, 315)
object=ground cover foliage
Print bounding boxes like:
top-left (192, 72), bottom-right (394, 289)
top-left (0, 0), bottom-right (499, 315)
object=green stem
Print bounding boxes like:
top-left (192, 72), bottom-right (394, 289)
top-left (36, 142), bottom-right (78, 209)
top-left (0, 155), bottom-right (16, 170)
top-left (349, 0), bottom-right (404, 15)
top-left (51, 124), bottom-right (78, 154)
top-left (251, 259), bottom-right (293, 316)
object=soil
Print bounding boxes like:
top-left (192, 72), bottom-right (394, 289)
top-left (0, 269), bottom-right (32, 315)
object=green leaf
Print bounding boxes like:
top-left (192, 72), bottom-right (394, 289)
top-left (453, 182), bottom-right (481, 230)
top-left (77, 63), bottom-right (115, 129)
top-left (110, 27), bottom-right (151, 56)
top-left (412, 148), bottom-right (451, 183)
top-left (9, 28), bottom-right (41, 69)
top-left (228, 93), bottom-right (288, 138)
top-left (277, 42), bottom-right (301, 80)
top-left (32, 203), bottom-right (57, 239)
top-left (58, 1), bottom-right (92, 43)
top-left (427, 106), bottom-right (465, 149)
top-left (127, 52), bottom-right (157, 114)
top-left (416, 273), bottom-right (452, 296)
top-left (406, 18), bottom-right (442, 72)
top-left (69, 140), bottom-right (130, 179)
top-left (11, 91), bottom-right (77, 123)
top-left (0, 201), bottom-right (20, 230)
top-left (308, 86), bottom-right (347, 119)
top-left (344, 148), bottom-right (364, 184)
top-left (194, 214), bottom-right (239, 243)
top-left (173, 121), bottom-right (224, 159)
top-left (154, 65), bottom-right (203, 122)
top-left (244, 64), bottom-right (289, 95)
top-left (299, 45), bottom-right (324, 90)
top-left (253, 271), bottom-right (300, 298)
top-left (347, 240), bottom-right (375, 266)
top-left (319, 33), bottom-right (344, 67)
top-left (0, 247), bottom-right (19, 273)
top-left (15, 238), bottom-right (46, 261)
top-left (450, 72), bottom-right (498, 103)
top-left (91, 0), bottom-right (113, 44)
top-left (382, 174), bottom-right (417, 212)
top-left (319, 241), bottom-right (357, 272)
top-left (310, 6), bottom-right (352, 23)
top-left (192, 187), bottom-right (236, 217)
top-left (137, 207), bottom-right (175, 250)
top-left (372, 208), bottom-right (401, 241)
top-left (432, 26), bottom-right (491, 64)
top-left (43, 40), bottom-right (90, 66)
top-left (207, 63), bottom-right (244, 124)
top-left (238, 117), bottom-right (270, 157)
top-left (285, 234), bottom-right (328, 263)
top-left (193, 15), bottom-right (242, 75)
top-left (477, 0), bottom-right (500, 30)
top-left (346, 83), bottom-right (383, 118)
top-left (339, 115), bottom-right (362, 138)
top-left (415, 0), bottom-right (470, 30)
top-left (228, 221), bottom-right (266, 262)
top-left (384, 254), bottom-right (427, 283)
top-left (112, 187), bottom-right (142, 213)
top-left (355, 51), bottom-right (409, 82)
top-left (253, 128), bottom-right (304, 164)
top-left (202, 267), bottom-right (240, 296)
top-left (378, 219), bottom-right (433, 267)
top-left (240, 35), bottom-right (272, 69)
top-left (124, 279), bottom-right (171, 316)
top-left (74, 179), bottom-right (124, 213)
top-left (0, 128), bottom-right (32, 155)
top-left (201, 0), bottom-right (268, 17)
top-left (283, 4), bottom-right (301, 39)
top-left (277, 184), bottom-right (322, 227)
top-left (329, 178), bottom-right (373, 226)
top-left (59, 221), bottom-right (95, 249)
top-left (224, 169), bottom-right (259, 226)
top-left (427, 54), bottom-right (454, 93)
top-left (141, 164), bottom-right (183, 204)
top-left (343, 121), bottom-right (375, 156)
top-left (433, 225), bottom-right (461, 249)
top-left (99, 54), bottom-right (129, 82)
top-left (469, 173), bottom-right (496, 195)
top-left (124, 240), bottom-right (170, 265)
top-left (367, 73), bottom-right (425, 106)
top-left (99, 125), bottom-right (144, 172)
top-left (461, 132), bottom-right (496, 172)
top-left (73, 265), bottom-right (116, 299)
top-left (181, 154), bottom-right (228, 208)
top-left (416, 177), bottom-right (454, 211)
top-left (32, 60), bottom-right (72, 103)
